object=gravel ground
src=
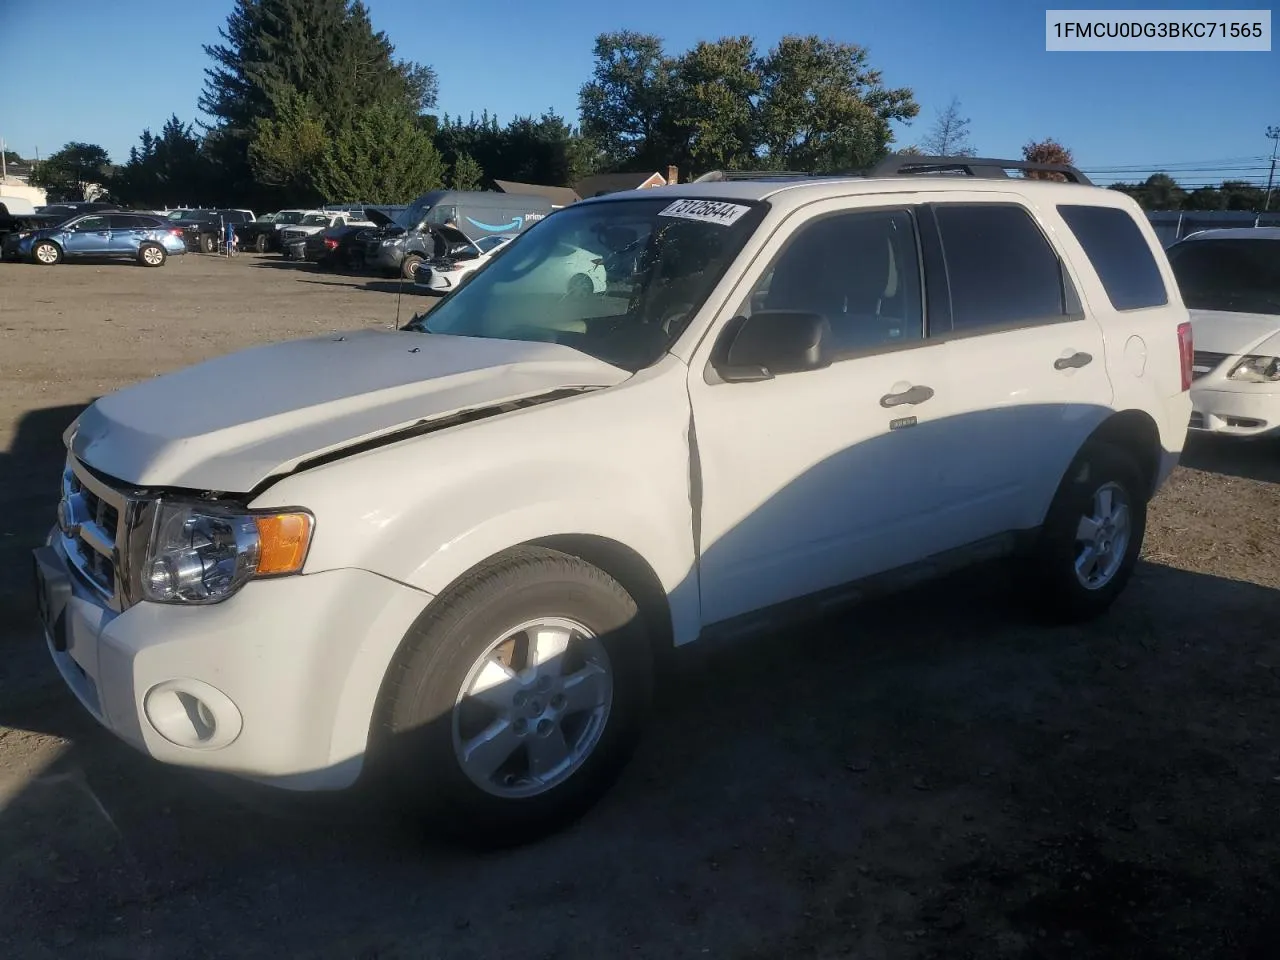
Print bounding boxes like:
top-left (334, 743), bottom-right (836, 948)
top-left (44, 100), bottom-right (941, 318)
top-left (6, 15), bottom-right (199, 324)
top-left (1, 252), bottom-right (1278, 960)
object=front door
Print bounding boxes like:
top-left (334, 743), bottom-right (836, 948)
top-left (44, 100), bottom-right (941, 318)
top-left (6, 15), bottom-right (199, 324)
top-left (688, 201), bottom-right (960, 627)
top-left (61, 215), bottom-right (112, 256)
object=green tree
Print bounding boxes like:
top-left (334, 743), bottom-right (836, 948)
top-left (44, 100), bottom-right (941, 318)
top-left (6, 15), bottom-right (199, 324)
top-left (247, 88), bottom-right (329, 200)
top-left (200, 0), bottom-right (438, 205)
top-left (920, 97), bottom-right (975, 157)
top-left (757, 36), bottom-right (918, 172)
top-left (110, 116), bottom-right (218, 207)
top-left (672, 37), bottom-right (761, 170)
top-left (315, 104), bottom-right (445, 202)
top-left (434, 110), bottom-right (596, 186)
top-left (449, 152), bottom-right (484, 190)
top-left (578, 32), bottom-right (916, 176)
top-left (30, 142), bottom-right (111, 201)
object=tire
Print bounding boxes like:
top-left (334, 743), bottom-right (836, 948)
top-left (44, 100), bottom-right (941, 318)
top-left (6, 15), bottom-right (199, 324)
top-left (138, 243), bottom-right (167, 268)
top-left (32, 241), bottom-right (61, 266)
top-left (1022, 443), bottom-right (1147, 624)
top-left (567, 273), bottom-right (594, 297)
top-left (400, 253), bottom-right (424, 281)
top-left (374, 547), bottom-right (653, 849)
top-left (200, 233), bottom-right (215, 254)
top-left (255, 234), bottom-right (268, 254)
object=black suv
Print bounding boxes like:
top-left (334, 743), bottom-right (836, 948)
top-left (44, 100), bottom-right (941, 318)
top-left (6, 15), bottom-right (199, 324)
top-left (164, 209), bottom-right (255, 253)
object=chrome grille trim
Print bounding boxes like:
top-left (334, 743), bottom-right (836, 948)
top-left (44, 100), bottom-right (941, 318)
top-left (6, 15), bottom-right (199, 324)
top-left (58, 455), bottom-right (155, 613)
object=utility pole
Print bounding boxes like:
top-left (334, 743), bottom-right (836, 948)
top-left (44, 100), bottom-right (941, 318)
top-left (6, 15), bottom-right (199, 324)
top-left (1, 136), bottom-right (7, 181)
top-left (1265, 126), bottom-right (1280, 212)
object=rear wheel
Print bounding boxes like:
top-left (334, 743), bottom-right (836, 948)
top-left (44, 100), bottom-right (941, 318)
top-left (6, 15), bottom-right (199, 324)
top-left (32, 241), bottom-right (61, 265)
top-left (374, 547), bottom-right (653, 849)
top-left (138, 243), bottom-right (167, 267)
top-left (200, 233), bottom-right (215, 254)
top-left (1023, 443), bottom-right (1147, 623)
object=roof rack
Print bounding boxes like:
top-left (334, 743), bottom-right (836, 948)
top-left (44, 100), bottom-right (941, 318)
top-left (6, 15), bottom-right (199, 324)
top-left (691, 170), bottom-right (816, 183)
top-left (690, 153), bottom-right (1093, 186)
top-left (864, 154), bottom-right (1093, 185)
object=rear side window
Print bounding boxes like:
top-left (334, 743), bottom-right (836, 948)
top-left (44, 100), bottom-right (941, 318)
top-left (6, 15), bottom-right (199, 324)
top-left (1058, 204), bottom-right (1169, 310)
top-left (933, 204), bottom-right (1069, 333)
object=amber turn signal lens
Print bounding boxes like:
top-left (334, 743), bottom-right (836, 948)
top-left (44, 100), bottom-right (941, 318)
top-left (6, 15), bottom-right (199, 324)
top-left (253, 513), bottom-right (314, 575)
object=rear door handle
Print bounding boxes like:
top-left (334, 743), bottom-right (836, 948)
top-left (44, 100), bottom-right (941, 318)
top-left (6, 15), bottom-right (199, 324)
top-left (880, 384), bottom-right (935, 408)
top-left (1054, 351), bottom-right (1093, 370)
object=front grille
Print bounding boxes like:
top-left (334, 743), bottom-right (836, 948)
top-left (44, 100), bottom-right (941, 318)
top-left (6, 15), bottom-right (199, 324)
top-left (59, 457), bottom-right (138, 611)
top-left (1191, 351), bottom-right (1231, 380)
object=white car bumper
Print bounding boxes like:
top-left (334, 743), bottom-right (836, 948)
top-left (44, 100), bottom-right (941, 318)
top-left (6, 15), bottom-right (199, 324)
top-left (1188, 385), bottom-right (1280, 439)
top-left (33, 533), bottom-right (430, 790)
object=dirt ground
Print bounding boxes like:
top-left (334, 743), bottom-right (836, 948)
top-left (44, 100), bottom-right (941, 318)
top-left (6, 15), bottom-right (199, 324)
top-left (1, 251), bottom-right (1279, 960)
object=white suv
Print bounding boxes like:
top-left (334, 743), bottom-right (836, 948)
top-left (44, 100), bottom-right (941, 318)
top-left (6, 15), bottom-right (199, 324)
top-left (32, 156), bottom-right (1193, 847)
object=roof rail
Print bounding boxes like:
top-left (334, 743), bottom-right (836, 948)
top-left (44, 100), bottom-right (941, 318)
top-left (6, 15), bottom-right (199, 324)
top-left (864, 154), bottom-right (1093, 185)
top-left (691, 170), bottom-right (818, 183)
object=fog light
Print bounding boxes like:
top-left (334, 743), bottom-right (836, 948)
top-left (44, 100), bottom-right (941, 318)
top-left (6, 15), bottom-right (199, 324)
top-left (143, 679), bottom-right (243, 750)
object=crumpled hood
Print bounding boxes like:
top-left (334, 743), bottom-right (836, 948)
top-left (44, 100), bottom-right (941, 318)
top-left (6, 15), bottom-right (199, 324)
top-left (1190, 308), bottom-right (1280, 357)
top-left (70, 328), bottom-right (629, 491)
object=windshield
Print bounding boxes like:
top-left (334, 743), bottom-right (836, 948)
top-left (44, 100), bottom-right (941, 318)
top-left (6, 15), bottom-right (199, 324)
top-left (408, 196), bottom-right (765, 371)
top-left (274, 211), bottom-right (306, 225)
top-left (258, 213), bottom-right (278, 224)
top-left (1169, 238), bottom-right (1280, 316)
top-left (394, 196), bottom-right (433, 230)
top-left (299, 214), bottom-right (330, 226)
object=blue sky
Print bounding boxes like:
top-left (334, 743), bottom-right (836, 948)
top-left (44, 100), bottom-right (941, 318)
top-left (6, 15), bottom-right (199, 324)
top-left (1, 0), bottom-right (1275, 186)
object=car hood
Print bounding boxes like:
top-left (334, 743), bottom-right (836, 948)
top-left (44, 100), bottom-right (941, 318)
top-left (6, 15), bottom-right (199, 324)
top-left (1189, 308), bottom-right (1280, 357)
top-left (69, 328), bottom-right (629, 492)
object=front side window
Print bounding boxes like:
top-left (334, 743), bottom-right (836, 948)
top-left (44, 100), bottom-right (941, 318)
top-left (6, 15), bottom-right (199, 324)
top-left (410, 197), bottom-right (766, 371)
top-left (934, 204), bottom-right (1070, 332)
top-left (425, 205), bottom-right (458, 226)
top-left (1167, 238), bottom-right (1280, 316)
top-left (738, 208), bottom-right (924, 355)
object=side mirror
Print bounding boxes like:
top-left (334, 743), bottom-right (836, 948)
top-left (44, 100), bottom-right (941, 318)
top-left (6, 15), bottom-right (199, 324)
top-left (712, 310), bottom-right (831, 383)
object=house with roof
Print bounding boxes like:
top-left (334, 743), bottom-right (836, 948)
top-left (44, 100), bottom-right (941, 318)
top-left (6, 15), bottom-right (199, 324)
top-left (572, 170), bottom-right (672, 199)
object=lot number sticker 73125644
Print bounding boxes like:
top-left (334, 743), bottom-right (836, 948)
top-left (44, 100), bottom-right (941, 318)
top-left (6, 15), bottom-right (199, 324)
top-left (658, 199), bottom-right (753, 227)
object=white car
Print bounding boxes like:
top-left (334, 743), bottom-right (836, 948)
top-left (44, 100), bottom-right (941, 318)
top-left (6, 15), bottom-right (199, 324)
top-left (1167, 228), bottom-right (1280, 439)
top-left (414, 230), bottom-right (516, 294)
top-left (33, 157), bottom-right (1191, 848)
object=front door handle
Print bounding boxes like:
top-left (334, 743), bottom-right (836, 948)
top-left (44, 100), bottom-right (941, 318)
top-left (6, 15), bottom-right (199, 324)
top-left (1054, 351), bottom-right (1093, 370)
top-left (880, 384), bottom-right (935, 408)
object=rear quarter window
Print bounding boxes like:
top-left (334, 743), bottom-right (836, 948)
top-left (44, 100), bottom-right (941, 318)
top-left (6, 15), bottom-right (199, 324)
top-left (1057, 204), bottom-right (1169, 311)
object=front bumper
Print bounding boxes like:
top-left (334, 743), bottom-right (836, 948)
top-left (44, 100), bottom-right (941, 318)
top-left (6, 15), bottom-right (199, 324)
top-left (33, 532), bottom-right (430, 791)
top-left (1188, 385), bottom-right (1280, 439)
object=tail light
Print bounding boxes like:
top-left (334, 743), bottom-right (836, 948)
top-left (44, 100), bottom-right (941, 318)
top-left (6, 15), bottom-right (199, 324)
top-left (323, 238), bottom-right (339, 250)
top-left (169, 229), bottom-right (184, 238)
top-left (1177, 321), bottom-right (1193, 391)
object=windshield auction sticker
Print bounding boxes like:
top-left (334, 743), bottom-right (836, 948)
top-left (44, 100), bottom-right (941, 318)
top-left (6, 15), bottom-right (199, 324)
top-left (658, 199), bottom-right (753, 226)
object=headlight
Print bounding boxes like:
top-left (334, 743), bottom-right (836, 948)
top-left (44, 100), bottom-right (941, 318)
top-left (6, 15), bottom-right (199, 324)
top-left (1227, 356), bottom-right (1280, 383)
top-left (142, 501), bottom-right (314, 604)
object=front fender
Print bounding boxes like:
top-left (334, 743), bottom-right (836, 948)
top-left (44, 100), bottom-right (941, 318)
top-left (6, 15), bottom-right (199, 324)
top-left (249, 359), bottom-right (700, 641)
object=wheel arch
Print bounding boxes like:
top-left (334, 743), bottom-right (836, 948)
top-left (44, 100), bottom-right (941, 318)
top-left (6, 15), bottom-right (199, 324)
top-left (1081, 408), bottom-right (1163, 499)
top-left (33, 238), bottom-right (63, 261)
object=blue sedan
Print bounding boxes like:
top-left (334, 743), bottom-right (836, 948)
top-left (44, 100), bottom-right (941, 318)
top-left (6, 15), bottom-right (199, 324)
top-left (19, 212), bottom-right (188, 267)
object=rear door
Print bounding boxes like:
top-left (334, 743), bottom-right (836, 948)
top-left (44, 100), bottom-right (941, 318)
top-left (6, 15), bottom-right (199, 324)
top-left (106, 214), bottom-right (144, 253)
top-left (921, 195), bottom-right (1114, 536)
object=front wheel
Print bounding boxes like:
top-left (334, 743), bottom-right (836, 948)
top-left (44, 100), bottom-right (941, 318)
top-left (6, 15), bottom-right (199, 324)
top-left (400, 253), bottom-right (424, 281)
top-left (200, 234), bottom-right (215, 254)
top-left (32, 241), bottom-right (61, 265)
top-left (255, 234), bottom-right (268, 254)
top-left (374, 547), bottom-right (653, 849)
top-left (1022, 443), bottom-right (1147, 624)
top-left (138, 243), bottom-right (167, 267)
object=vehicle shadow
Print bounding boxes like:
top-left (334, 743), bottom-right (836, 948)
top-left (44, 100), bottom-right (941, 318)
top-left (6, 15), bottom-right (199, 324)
top-left (0, 403), bottom-right (88, 707)
top-left (1179, 433), bottom-right (1280, 484)
top-left (1, 403), bottom-right (1279, 957)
